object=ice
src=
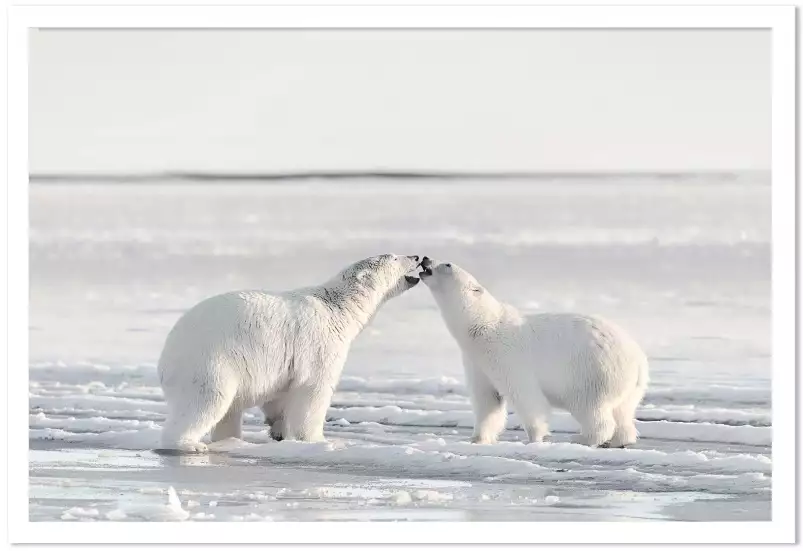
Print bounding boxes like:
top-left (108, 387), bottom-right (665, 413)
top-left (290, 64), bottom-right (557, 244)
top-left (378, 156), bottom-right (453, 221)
top-left (338, 376), bottom-right (465, 395)
top-left (60, 507), bottom-right (100, 521)
top-left (322, 406), bottom-right (770, 445)
top-left (28, 175), bottom-right (771, 521)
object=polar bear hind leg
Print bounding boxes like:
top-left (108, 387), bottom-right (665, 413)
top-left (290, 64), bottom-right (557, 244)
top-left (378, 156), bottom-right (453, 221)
top-left (262, 394), bottom-right (286, 441)
top-left (571, 405), bottom-right (617, 447)
top-left (269, 418), bottom-right (286, 441)
top-left (608, 385), bottom-right (645, 448)
top-left (159, 378), bottom-right (238, 453)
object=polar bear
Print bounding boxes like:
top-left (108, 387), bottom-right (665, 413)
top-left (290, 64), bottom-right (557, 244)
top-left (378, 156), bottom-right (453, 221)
top-left (157, 254), bottom-right (422, 453)
top-left (419, 257), bottom-right (649, 448)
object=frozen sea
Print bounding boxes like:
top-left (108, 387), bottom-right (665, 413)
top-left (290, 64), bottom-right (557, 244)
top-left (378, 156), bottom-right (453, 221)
top-left (28, 173), bottom-right (771, 522)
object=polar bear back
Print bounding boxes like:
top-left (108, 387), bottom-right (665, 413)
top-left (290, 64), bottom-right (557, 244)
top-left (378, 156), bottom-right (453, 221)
top-left (160, 290), bottom-right (291, 365)
top-left (519, 312), bottom-right (648, 410)
top-left (157, 290), bottom-right (308, 406)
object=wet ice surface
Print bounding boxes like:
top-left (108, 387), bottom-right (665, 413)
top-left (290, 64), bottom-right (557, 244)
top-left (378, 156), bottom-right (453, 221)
top-left (28, 176), bottom-right (771, 521)
top-left (28, 436), bottom-right (769, 522)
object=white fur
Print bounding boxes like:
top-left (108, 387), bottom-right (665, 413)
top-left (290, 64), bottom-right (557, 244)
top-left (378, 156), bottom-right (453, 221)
top-left (421, 260), bottom-right (649, 447)
top-left (157, 254), bottom-right (421, 452)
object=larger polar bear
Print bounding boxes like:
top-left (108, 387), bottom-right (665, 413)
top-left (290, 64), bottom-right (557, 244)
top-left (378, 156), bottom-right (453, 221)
top-left (157, 254), bottom-right (422, 452)
top-left (419, 257), bottom-right (649, 448)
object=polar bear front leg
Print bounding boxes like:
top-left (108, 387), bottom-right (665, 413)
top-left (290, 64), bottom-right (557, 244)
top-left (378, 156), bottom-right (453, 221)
top-left (509, 381), bottom-right (552, 444)
top-left (281, 382), bottom-right (335, 442)
top-left (210, 405), bottom-right (243, 442)
top-left (522, 415), bottom-right (551, 444)
top-left (465, 359), bottom-right (507, 444)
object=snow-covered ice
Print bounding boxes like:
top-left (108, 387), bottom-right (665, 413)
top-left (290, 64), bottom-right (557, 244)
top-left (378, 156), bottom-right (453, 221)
top-left (28, 175), bottom-right (771, 521)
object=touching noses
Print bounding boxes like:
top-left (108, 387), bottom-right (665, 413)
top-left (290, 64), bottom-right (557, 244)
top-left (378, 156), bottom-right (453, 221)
top-left (408, 255), bottom-right (420, 262)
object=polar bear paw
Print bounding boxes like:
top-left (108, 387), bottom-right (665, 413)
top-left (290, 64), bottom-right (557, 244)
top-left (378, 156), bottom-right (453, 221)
top-left (607, 423), bottom-right (638, 448)
top-left (269, 420), bottom-right (285, 441)
top-left (572, 434), bottom-right (626, 448)
top-left (470, 435), bottom-right (498, 445)
top-left (178, 441), bottom-right (208, 454)
top-left (157, 440), bottom-right (209, 454)
top-left (570, 434), bottom-right (603, 447)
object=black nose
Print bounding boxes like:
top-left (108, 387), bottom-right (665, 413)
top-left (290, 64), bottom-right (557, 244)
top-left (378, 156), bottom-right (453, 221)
top-left (420, 256), bottom-right (432, 268)
top-left (410, 255), bottom-right (420, 262)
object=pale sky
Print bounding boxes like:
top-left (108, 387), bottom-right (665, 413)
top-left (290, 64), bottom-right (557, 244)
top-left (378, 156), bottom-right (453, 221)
top-left (29, 29), bottom-right (770, 173)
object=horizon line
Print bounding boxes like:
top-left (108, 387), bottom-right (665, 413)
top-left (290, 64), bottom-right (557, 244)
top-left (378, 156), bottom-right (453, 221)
top-left (28, 169), bottom-right (767, 183)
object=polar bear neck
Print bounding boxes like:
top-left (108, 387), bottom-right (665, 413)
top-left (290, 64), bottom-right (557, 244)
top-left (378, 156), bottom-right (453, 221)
top-left (311, 279), bottom-right (391, 339)
top-left (435, 289), bottom-right (507, 344)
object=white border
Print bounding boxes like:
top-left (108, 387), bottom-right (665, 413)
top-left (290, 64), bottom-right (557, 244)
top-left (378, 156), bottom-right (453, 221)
top-left (7, 4), bottom-right (795, 545)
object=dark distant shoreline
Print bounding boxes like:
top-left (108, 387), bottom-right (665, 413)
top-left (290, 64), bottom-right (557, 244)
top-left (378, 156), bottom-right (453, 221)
top-left (28, 170), bottom-right (763, 184)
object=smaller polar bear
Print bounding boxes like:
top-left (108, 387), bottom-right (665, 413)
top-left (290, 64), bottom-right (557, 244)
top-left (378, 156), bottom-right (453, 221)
top-left (157, 254), bottom-right (422, 453)
top-left (419, 257), bottom-right (648, 448)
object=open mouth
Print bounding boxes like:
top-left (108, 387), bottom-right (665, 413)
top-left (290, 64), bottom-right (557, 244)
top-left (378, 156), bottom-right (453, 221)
top-left (418, 256), bottom-right (433, 277)
top-left (405, 259), bottom-right (422, 285)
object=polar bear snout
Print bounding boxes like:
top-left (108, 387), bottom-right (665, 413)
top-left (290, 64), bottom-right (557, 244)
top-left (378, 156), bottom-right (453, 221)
top-left (396, 254), bottom-right (421, 270)
top-left (395, 254), bottom-right (425, 290)
top-left (419, 258), bottom-right (456, 283)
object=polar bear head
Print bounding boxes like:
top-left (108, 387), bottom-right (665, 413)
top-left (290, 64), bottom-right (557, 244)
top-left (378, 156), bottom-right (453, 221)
top-left (418, 257), bottom-right (500, 332)
top-left (418, 257), bottom-right (484, 300)
top-left (335, 253), bottom-right (423, 302)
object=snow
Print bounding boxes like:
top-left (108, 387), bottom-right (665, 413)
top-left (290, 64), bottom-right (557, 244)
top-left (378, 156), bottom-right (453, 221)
top-left (60, 507), bottom-right (100, 521)
top-left (28, 175), bottom-right (771, 522)
top-left (104, 486), bottom-right (190, 522)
